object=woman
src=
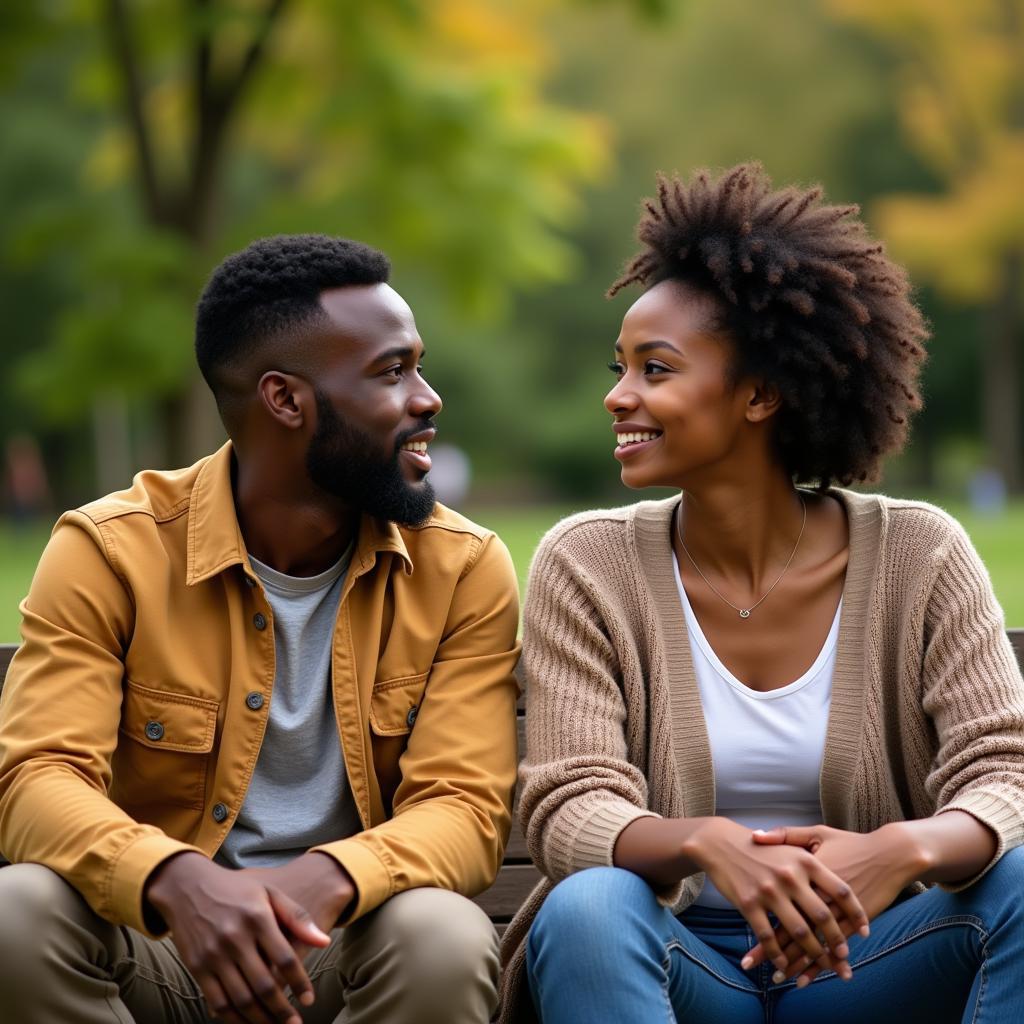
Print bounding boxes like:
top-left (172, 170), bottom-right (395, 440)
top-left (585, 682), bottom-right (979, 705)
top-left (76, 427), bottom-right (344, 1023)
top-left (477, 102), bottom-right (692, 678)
top-left (498, 164), bottom-right (1024, 1023)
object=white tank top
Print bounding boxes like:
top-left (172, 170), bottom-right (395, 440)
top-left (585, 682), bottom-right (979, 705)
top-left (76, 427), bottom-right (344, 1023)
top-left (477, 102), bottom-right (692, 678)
top-left (672, 555), bottom-right (840, 909)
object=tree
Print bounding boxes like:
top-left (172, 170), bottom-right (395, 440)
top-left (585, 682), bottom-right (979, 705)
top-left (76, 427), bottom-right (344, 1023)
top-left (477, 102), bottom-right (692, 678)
top-left (832, 0), bottom-right (1024, 491)
top-left (5, 0), bottom-right (610, 489)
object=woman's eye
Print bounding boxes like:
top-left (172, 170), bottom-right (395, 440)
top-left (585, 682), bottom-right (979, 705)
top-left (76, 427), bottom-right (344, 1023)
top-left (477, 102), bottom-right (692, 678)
top-left (607, 361), bottom-right (625, 376)
top-left (644, 361), bottom-right (670, 375)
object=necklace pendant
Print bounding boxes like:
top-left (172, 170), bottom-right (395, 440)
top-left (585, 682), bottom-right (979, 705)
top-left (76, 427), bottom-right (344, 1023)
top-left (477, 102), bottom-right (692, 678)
top-left (739, 609), bottom-right (751, 619)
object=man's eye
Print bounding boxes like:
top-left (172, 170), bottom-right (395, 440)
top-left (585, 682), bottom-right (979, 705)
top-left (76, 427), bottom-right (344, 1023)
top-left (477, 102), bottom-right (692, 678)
top-left (384, 365), bottom-right (403, 378)
top-left (607, 361), bottom-right (625, 376)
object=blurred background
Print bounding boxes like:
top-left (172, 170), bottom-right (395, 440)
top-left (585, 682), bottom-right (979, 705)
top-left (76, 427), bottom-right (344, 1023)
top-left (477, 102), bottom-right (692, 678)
top-left (2, 0), bottom-right (1022, 638)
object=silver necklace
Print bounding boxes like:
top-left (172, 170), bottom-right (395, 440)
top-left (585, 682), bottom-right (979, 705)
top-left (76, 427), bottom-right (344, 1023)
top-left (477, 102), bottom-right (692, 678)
top-left (675, 497), bottom-right (807, 619)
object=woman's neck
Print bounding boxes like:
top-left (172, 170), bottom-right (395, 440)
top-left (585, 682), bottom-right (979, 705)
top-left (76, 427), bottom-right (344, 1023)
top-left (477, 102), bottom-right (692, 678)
top-left (676, 472), bottom-right (806, 592)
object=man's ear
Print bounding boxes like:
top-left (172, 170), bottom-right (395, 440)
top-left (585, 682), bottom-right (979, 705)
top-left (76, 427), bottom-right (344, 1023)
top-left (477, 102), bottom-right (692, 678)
top-left (745, 380), bottom-right (783, 424)
top-left (257, 371), bottom-right (310, 430)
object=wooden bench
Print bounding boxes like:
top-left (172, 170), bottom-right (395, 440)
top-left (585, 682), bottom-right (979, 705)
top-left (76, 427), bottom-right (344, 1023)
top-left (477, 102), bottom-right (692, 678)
top-left (3, 634), bottom-right (1024, 935)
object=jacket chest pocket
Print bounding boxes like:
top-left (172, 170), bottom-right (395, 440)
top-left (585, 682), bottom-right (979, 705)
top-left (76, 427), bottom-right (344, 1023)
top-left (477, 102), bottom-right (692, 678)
top-left (369, 673), bottom-right (427, 814)
top-left (111, 681), bottom-right (219, 811)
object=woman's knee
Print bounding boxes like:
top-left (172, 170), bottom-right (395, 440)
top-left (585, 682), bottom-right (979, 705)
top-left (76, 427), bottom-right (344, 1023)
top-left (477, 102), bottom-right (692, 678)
top-left (537, 866), bottom-right (658, 933)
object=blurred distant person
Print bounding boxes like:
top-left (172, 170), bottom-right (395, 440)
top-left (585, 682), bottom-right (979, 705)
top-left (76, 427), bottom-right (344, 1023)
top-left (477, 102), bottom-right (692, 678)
top-left (429, 442), bottom-right (473, 506)
top-left (0, 235), bottom-right (520, 1024)
top-left (500, 164), bottom-right (1024, 1024)
top-left (4, 433), bottom-right (51, 526)
top-left (967, 466), bottom-right (1008, 517)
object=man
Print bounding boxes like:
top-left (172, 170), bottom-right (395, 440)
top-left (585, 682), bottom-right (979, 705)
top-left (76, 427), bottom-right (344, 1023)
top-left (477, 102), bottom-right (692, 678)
top-left (0, 235), bottom-right (520, 1024)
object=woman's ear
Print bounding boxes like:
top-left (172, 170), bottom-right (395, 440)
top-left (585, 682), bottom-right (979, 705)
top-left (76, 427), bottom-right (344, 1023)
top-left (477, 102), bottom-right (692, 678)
top-left (257, 371), bottom-right (310, 430)
top-left (745, 380), bottom-right (783, 424)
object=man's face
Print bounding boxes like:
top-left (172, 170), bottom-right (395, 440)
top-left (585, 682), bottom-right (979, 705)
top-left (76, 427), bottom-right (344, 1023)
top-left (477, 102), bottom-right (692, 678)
top-left (303, 283), bottom-right (443, 526)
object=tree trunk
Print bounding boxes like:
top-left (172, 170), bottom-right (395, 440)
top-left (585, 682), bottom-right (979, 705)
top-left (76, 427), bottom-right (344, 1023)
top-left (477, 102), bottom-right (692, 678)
top-left (981, 249), bottom-right (1023, 493)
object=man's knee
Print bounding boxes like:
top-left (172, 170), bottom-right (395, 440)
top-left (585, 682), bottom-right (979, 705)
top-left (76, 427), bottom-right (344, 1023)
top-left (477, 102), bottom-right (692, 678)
top-left (373, 888), bottom-right (498, 978)
top-left (0, 863), bottom-right (104, 975)
top-left (345, 887), bottom-right (499, 1010)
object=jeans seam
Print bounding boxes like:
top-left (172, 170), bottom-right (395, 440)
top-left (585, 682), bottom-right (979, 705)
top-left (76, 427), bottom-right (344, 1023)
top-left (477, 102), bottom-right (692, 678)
top-left (665, 939), bottom-right (760, 995)
top-left (969, 931), bottom-right (990, 1024)
top-left (772, 915), bottom-right (987, 989)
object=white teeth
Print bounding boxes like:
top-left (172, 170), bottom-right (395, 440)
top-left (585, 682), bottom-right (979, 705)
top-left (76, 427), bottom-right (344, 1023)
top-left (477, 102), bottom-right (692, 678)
top-left (401, 441), bottom-right (428, 453)
top-left (616, 431), bottom-right (659, 447)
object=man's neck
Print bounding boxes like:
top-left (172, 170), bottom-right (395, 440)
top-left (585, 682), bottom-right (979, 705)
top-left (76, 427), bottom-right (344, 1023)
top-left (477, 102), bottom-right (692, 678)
top-left (234, 459), bottom-right (357, 578)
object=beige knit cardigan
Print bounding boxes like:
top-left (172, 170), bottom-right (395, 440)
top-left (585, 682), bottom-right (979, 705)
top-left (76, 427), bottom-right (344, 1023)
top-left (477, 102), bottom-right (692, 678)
top-left (497, 490), bottom-right (1024, 1023)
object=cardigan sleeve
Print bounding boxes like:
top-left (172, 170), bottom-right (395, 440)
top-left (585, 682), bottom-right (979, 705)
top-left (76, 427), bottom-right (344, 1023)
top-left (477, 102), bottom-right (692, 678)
top-left (517, 525), bottom-right (660, 884)
top-left (921, 517), bottom-right (1024, 887)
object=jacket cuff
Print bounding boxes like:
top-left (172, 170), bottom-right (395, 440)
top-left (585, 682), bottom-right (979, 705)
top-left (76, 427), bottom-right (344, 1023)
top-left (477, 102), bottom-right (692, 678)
top-left (311, 836), bottom-right (392, 923)
top-left (110, 833), bottom-right (205, 936)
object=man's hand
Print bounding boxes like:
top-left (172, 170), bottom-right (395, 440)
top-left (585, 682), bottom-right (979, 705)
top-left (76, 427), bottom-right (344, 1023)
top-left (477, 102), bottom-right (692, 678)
top-left (145, 852), bottom-right (331, 1024)
top-left (242, 852), bottom-right (356, 960)
top-left (743, 824), bottom-right (925, 986)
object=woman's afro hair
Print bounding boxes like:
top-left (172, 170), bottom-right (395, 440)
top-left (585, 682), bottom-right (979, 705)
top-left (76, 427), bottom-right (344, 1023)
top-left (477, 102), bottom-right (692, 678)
top-left (609, 163), bottom-right (929, 487)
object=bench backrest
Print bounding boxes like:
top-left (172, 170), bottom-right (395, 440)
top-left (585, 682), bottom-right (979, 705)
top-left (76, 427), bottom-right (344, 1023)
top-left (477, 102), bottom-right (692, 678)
top-left (3, 633), bottom-right (1024, 931)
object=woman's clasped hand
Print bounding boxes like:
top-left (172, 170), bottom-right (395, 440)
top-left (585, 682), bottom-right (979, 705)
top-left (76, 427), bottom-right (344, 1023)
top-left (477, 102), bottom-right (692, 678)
top-left (684, 819), bottom-right (870, 984)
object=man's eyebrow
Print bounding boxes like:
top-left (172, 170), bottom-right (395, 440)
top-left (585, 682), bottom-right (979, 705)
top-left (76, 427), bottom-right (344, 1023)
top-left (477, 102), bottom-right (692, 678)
top-left (613, 340), bottom-right (684, 356)
top-left (369, 345), bottom-right (424, 365)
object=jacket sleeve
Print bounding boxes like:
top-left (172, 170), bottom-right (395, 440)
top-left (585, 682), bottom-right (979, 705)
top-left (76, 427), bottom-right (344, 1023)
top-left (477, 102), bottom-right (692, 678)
top-left (516, 526), bottom-right (659, 885)
top-left (313, 532), bottom-right (521, 922)
top-left (0, 513), bottom-right (202, 934)
top-left (923, 517), bottom-right (1024, 888)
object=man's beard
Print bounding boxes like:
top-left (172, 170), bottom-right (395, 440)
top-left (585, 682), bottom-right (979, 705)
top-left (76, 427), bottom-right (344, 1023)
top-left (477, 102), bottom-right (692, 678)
top-left (305, 389), bottom-right (436, 527)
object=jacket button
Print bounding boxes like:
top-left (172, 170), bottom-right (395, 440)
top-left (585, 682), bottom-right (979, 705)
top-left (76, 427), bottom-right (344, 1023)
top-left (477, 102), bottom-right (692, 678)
top-left (406, 705), bottom-right (419, 727)
top-left (245, 691), bottom-right (265, 711)
top-left (145, 721), bottom-right (164, 741)
top-left (212, 803), bottom-right (229, 823)
top-left (252, 612), bottom-right (267, 630)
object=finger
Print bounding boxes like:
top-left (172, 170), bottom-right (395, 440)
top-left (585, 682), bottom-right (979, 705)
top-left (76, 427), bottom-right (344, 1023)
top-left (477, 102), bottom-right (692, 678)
top-left (267, 887), bottom-right (331, 948)
top-left (794, 887), bottom-right (850, 966)
top-left (257, 919), bottom-right (316, 1010)
top-left (768, 896), bottom-right (826, 966)
top-left (776, 916), bottom-right (859, 982)
top-left (238, 948), bottom-right (303, 1023)
top-left (195, 974), bottom-right (246, 1024)
top-left (811, 868), bottom-right (871, 939)
top-left (752, 826), bottom-right (820, 849)
top-left (739, 904), bottom-right (789, 971)
top-left (217, 960), bottom-right (281, 1024)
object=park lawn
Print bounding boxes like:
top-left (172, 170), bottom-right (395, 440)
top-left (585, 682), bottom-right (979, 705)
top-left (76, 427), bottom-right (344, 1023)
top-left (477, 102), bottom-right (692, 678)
top-left (1, 497), bottom-right (1022, 643)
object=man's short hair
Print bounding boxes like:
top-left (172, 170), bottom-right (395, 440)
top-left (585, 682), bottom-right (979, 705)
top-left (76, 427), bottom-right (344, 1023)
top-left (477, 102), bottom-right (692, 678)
top-left (194, 234), bottom-right (390, 402)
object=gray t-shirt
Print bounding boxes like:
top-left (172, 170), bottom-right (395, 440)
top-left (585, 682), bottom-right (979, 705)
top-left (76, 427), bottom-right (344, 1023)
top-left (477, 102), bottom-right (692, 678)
top-left (215, 545), bottom-right (361, 868)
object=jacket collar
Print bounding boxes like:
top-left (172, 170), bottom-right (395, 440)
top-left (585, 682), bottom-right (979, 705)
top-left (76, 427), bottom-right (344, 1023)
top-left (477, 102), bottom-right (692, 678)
top-left (185, 441), bottom-right (413, 586)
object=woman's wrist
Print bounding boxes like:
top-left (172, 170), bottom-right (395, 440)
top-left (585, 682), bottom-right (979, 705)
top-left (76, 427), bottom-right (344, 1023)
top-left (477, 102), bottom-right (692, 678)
top-left (873, 821), bottom-right (934, 887)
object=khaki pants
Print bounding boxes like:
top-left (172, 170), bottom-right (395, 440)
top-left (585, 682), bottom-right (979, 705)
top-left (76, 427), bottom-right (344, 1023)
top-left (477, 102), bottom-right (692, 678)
top-left (0, 864), bottom-right (499, 1023)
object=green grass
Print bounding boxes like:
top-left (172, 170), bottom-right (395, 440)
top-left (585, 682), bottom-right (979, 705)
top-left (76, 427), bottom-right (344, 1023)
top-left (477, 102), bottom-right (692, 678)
top-left (1, 498), bottom-right (1022, 643)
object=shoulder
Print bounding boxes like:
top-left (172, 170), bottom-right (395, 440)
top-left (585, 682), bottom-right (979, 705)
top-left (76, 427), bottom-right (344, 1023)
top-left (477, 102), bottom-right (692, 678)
top-left (836, 489), bottom-right (973, 558)
top-left (76, 458), bottom-right (209, 528)
top-left (402, 503), bottom-right (515, 581)
top-left (534, 498), bottom-right (674, 564)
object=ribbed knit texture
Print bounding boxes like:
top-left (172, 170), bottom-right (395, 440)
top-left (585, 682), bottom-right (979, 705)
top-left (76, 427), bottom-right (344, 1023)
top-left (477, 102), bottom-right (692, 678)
top-left (497, 490), bottom-right (1024, 1023)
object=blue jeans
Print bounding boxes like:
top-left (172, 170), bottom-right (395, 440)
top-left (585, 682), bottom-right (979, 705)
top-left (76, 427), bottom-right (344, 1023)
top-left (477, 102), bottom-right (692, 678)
top-left (526, 849), bottom-right (1024, 1023)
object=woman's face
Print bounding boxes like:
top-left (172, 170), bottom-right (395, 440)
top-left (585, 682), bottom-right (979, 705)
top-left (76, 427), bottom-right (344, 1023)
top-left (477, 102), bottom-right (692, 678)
top-left (604, 279), bottom-right (757, 490)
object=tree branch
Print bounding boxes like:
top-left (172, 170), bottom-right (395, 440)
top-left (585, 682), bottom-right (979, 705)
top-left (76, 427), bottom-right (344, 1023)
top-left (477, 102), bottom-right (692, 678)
top-left (104, 0), bottom-right (164, 224)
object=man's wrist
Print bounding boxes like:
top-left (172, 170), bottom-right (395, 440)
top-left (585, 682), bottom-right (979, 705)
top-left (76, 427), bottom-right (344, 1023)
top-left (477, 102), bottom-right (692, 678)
top-left (306, 851), bottom-right (356, 910)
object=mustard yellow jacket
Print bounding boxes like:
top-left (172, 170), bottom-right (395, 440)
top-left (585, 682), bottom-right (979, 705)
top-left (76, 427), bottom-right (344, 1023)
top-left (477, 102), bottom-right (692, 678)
top-left (0, 444), bottom-right (520, 935)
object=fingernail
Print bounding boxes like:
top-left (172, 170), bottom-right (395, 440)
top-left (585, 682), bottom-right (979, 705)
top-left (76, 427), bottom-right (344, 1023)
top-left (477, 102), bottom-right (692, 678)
top-left (753, 829), bottom-right (767, 835)
top-left (772, 970), bottom-right (785, 984)
top-left (796, 975), bottom-right (810, 989)
top-left (773, 956), bottom-right (787, 971)
top-left (835, 943), bottom-right (849, 960)
top-left (300, 991), bottom-right (315, 1006)
top-left (740, 956), bottom-right (753, 970)
top-left (859, 925), bottom-right (871, 938)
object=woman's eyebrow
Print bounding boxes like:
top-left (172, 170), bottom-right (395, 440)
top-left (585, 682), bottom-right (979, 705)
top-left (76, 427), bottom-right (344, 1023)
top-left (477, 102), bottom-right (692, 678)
top-left (613, 339), bottom-right (684, 356)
